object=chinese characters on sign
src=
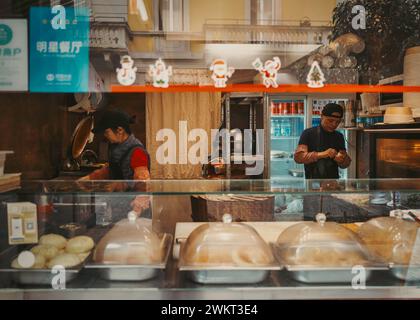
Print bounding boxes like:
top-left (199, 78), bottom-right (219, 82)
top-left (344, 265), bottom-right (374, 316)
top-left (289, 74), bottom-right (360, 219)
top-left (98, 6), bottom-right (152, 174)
top-left (30, 7), bottom-right (90, 92)
top-left (35, 41), bottom-right (83, 54)
top-left (0, 20), bottom-right (28, 91)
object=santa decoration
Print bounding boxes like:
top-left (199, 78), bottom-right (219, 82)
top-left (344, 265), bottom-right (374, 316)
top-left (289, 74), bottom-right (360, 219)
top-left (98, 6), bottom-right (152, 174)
top-left (210, 59), bottom-right (235, 88)
top-left (252, 57), bottom-right (281, 88)
top-left (148, 58), bottom-right (173, 88)
top-left (307, 61), bottom-right (326, 88)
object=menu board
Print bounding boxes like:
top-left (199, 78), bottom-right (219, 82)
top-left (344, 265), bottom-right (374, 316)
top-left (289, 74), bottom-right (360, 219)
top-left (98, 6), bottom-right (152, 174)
top-left (0, 20), bottom-right (28, 91)
top-left (29, 7), bottom-right (90, 92)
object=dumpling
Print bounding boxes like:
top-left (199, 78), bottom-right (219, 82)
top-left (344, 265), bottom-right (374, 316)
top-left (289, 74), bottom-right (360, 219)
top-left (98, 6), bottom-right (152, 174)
top-left (47, 253), bottom-right (81, 268)
top-left (40, 234), bottom-right (67, 249)
top-left (11, 258), bottom-right (24, 269)
top-left (11, 254), bottom-right (46, 269)
top-left (32, 254), bottom-right (46, 269)
top-left (77, 252), bottom-right (90, 262)
top-left (31, 244), bottom-right (59, 260)
top-left (66, 236), bottom-right (95, 254)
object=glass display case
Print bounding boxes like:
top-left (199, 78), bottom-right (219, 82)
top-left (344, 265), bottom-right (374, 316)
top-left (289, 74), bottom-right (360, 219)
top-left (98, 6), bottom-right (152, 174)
top-left (0, 178), bottom-right (419, 300)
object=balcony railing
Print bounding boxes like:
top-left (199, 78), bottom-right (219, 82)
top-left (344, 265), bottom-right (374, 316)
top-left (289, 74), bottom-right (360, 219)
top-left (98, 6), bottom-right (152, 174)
top-left (204, 19), bottom-right (332, 46)
top-left (88, 0), bottom-right (127, 23)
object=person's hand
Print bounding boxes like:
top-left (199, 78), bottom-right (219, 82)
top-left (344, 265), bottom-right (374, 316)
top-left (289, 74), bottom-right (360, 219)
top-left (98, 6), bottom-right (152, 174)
top-left (101, 182), bottom-right (128, 192)
top-left (130, 196), bottom-right (150, 215)
top-left (334, 151), bottom-right (347, 164)
top-left (77, 175), bottom-right (90, 181)
top-left (75, 175), bottom-right (91, 191)
top-left (318, 148), bottom-right (337, 159)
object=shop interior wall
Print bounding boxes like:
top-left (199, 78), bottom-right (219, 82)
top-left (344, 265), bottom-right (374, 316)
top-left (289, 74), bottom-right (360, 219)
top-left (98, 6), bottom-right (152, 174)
top-left (0, 93), bottom-right (75, 179)
top-left (0, 93), bottom-right (146, 180)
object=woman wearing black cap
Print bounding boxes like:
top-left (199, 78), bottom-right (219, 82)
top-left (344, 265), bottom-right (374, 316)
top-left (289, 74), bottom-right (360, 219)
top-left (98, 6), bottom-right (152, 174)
top-left (294, 103), bottom-right (351, 179)
top-left (79, 109), bottom-right (151, 215)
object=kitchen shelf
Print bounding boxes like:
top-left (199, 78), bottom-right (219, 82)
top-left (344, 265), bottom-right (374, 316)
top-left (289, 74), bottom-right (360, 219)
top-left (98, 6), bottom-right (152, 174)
top-left (357, 113), bottom-right (384, 118)
top-left (339, 127), bottom-right (363, 131)
top-left (271, 115), bottom-right (305, 118)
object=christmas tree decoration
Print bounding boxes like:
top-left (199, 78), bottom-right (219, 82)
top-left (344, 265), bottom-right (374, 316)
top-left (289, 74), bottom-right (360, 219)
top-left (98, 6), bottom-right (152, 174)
top-left (148, 58), bottom-right (173, 88)
top-left (210, 59), bottom-right (235, 88)
top-left (116, 55), bottom-right (137, 86)
top-left (252, 57), bottom-right (281, 88)
top-left (307, 61), bottom-right (326, 88)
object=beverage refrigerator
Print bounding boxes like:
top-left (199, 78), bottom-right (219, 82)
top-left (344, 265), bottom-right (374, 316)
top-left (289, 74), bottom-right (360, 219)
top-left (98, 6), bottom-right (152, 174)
top-left (267, 95), bottom-right (307, 187)
top-left (264, 93), bottom-right (357, 216)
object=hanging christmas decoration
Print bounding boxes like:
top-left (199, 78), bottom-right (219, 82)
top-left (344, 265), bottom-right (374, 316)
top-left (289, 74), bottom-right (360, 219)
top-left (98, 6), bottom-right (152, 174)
top-left (307, 61), bottom-right (326, 88)
top-left (252, 57), bottom-right (281, 88)
top-left (116, 55), bottom-right (137, 86)
top-left (148, 58), bottom-right (172, 88)
top-left (209, 59), bottom-right (235, 88)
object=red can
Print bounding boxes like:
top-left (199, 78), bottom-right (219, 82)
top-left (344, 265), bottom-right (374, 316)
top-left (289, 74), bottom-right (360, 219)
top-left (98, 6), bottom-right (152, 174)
top-left (291, 101), bottom-right (297, 114)
top-left (271, 102), bottom-right (276, 115)
top-left (277, 102), bottom-right (283, 114)
top-left (283, 102), bottom-right (290, 114)
top-left (298, 101), bottom-right (304, 114)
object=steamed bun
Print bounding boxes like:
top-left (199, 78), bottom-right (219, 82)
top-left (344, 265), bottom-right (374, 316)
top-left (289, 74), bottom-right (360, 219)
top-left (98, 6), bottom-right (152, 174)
top-left (31, 244), bottom-right (59, 260)
top-left (77, 252), bottom-right (90, 262)
top-left (40, 234), bottom-right (67, 249)
top-left (11, 258), bottom-right (24, 269)
top-left (66, 236), bottom-right (94, 254)
top-left (47, 253), bottom-right (81, 268)
top-left (32, 254), bottom-right (46, 269)
top-left (11, 254), bottom-right (46, 269)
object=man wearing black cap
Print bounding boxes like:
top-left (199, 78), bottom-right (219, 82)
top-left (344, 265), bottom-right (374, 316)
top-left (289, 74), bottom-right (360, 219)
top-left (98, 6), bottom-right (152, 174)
top-left (294, 103), bottom-right (351, 179)
top-left (79, 109), bottom-right (151, 214)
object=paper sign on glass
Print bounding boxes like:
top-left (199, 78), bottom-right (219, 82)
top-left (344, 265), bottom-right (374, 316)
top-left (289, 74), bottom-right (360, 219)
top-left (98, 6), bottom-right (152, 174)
top-left (30, 7), bottom-right (90, 92)
top-left (0, 20), bottom-right (28, 91)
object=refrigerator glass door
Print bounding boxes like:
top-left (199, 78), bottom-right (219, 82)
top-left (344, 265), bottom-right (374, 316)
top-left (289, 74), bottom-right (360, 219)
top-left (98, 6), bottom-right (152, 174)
top-left (269, 96), bottom-right (306, 218)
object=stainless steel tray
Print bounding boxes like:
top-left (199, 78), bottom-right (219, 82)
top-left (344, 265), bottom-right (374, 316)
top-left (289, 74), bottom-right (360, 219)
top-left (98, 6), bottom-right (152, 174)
top-left (0, 257), bottom-right (86, 286)
top-left (85, 234), bottom-right (173, 281)
top-left (1, 267), bottom-right (81, 286)
top-left (283, 265), bottom-right (386, 284)
top-left (180, 267), bottom-right (278, 284)
top-left (178, 243), bottom-right (282, 284)
top-left (273, 244), bottom-right (388, 284)
top-left (389, 264), bottom-right (420, 281)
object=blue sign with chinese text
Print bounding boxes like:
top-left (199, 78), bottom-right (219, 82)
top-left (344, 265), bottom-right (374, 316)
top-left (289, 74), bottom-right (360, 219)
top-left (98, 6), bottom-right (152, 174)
top-left (30, 7), bottom-right (90, 92)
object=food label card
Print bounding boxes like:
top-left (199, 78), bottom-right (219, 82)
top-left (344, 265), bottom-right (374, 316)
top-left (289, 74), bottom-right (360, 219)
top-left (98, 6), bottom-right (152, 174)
top-left (7, 202), bottom-right (38, 245)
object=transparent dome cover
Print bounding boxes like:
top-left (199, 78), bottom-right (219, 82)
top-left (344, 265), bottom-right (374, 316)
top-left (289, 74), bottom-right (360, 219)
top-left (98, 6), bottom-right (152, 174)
top-left (180, 214), bottom-right (275, 267)
top-left (357, 215), bottom-right (418, 265)
top-left (275, 213), bottom-right (372, 267)
top-left (93, 212), bottom-right (163, 265)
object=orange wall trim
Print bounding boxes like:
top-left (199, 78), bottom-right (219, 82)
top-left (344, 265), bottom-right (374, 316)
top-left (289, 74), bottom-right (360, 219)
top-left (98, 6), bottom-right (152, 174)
top-left (111, 84), bottom-right (420, 93)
